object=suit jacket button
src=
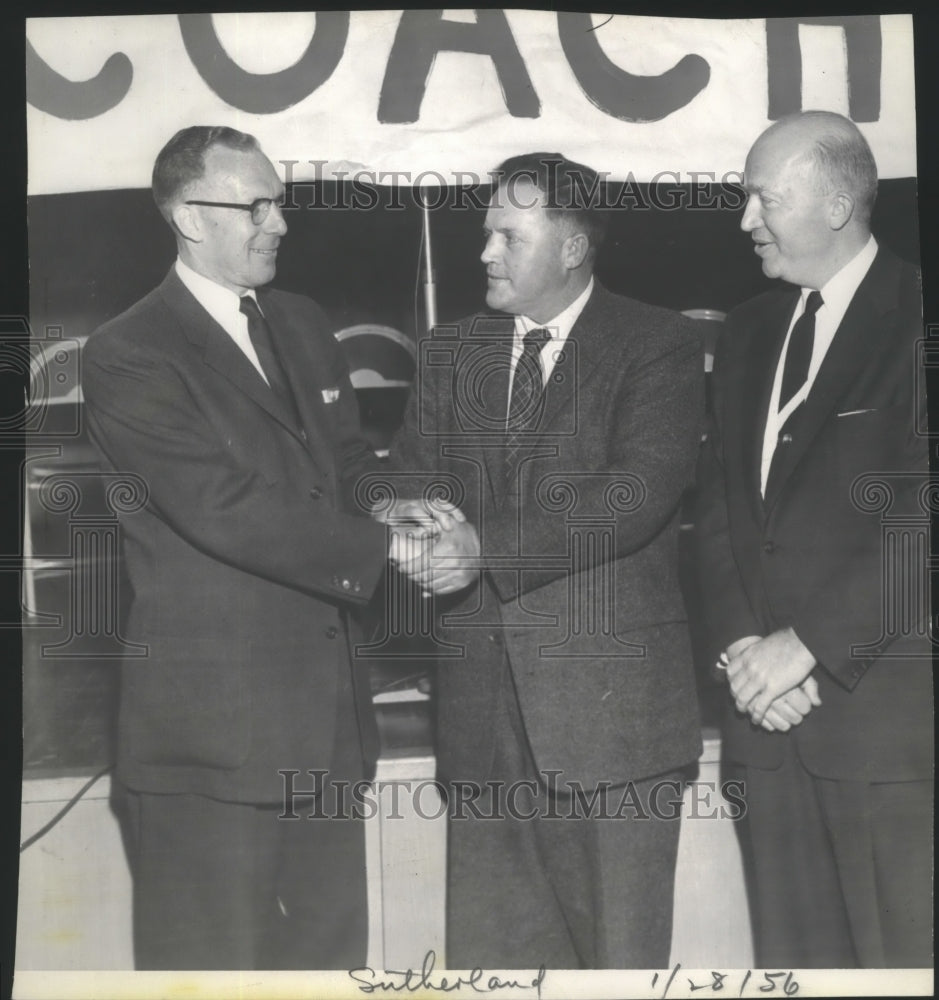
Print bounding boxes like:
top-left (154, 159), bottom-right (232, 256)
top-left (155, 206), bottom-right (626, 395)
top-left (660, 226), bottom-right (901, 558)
top-left (779, 432), bottom-right (793, 444)
top-left (324, 626), bottom-right (338, 639)
top-left (763, 540), bottom-right (776, 554)
top-left (310, 487), bottom-right (323, 499)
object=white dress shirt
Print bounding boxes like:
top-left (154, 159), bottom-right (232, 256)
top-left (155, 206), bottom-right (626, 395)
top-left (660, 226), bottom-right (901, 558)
top-left (509, 277), bottom-right (594, 413)
top-left (175, 258), bottom-right (270, 385)
top-left (760, 236), bottom-right (878, 495)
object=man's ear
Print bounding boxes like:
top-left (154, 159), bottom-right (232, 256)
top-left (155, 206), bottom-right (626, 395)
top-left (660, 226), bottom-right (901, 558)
top-left (171, 203), bottom-right (202, 243)
top-left (828, 191), bottom-right (856, 232)
top-left (561, 232), bottom-right (590, 269)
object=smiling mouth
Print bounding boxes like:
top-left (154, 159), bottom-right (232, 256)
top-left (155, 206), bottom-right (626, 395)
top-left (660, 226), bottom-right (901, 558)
top-left (251, 248), bottom-right (278, 256)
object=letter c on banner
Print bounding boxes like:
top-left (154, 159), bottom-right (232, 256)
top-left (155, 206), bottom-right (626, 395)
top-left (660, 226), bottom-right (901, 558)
top-left (26, 39), bottom-right (133, 119)
top-left (557, 11), bottom-right (710, 123)
top-left (179, 12), bottom-right (349, 114)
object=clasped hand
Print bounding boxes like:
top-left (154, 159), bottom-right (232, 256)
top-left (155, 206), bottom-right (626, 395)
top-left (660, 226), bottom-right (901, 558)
top-left (377, 499), bottom-right (480, 596)
top-left (722, 630), bottom-right (821, 732)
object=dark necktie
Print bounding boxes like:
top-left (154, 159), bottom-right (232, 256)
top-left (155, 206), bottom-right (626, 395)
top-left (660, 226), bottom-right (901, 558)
top-left (239, 295), bottom-right (300, 424)
top-left (778, 290), bottom-right (823, 409)
top-left (505, 327), bottom-right (551, 482)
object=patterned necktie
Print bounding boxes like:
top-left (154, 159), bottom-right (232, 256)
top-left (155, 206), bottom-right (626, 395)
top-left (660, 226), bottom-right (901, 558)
top-left (504, 327), bottom-right (551, 483)
top-left (239, 295), bottom-right (299, 423)
top-left (779, 290), bottom-right (823, 409)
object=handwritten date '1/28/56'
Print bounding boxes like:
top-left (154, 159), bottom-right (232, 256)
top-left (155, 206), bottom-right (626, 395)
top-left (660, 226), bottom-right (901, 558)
top-left (653, 964), bottom-right (799, 997)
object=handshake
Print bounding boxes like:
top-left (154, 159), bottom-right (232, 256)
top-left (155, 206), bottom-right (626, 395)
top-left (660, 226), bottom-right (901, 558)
top-left (375, 499), bottom-right (481, 596)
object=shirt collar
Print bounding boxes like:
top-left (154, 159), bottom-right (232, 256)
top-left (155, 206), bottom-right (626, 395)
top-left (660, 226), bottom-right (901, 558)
top-left (805, 235), bottom-right (878, 319)
top-left (514, 276), bottom-right (594, 343)
top-left (175, 257), bottom-right (259, 328)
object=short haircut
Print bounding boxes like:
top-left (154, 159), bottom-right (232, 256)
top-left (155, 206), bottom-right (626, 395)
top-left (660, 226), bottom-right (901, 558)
top-left (491, 152), bottom-right (609, 254)
top-left (152, 125), bottom-right (260, 221)
top-left (776, 110), bottom-right (879, 222)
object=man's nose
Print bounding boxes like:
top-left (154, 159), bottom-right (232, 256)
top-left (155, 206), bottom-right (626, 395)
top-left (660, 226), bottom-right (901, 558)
top-left (267, 202), bottom-right (288, 236)
top-left (480, 234), bottom-right (498, 264)
top-left (740, 195), bottom-right (761, 232)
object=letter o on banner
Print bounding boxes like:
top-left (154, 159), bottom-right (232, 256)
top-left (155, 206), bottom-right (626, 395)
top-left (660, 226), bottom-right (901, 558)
top-left (178, 11), bottom-right (349, 114)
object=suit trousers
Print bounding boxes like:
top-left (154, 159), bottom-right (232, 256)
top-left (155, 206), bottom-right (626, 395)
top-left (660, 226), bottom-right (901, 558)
top-left (733, 739), bottom-right (933, 968)
top-left (444, 637), bottom-right (685, 969)
top-left (113, 670), bottom-right (368, 970)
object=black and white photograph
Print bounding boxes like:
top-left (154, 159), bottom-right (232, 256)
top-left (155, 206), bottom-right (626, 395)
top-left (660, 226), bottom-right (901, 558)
top-left (4, 6), bottom-right (935, 999)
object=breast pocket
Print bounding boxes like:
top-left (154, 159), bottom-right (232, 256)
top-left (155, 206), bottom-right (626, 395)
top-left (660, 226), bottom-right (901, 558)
top-left (833, 402), bottom-right (915, 497)
top-left (311, 383), bottom-right (346, 438)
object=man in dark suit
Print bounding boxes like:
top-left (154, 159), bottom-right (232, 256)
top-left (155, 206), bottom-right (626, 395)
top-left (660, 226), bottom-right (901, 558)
top-left (695, 111), bottom-right (932, 967)
top-left (81, 126), bottom-right (420, 970)
top-left (386, 153), bottom-right (704, 968)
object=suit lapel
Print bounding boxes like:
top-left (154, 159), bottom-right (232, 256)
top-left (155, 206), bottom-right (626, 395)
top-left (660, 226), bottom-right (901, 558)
top-left (541, 284), bottom-right (612, 433)
top-left (477, 317), bottom-right (515, 503)
top-left (257, 290), bottom-right (339, 474)
top-left (202, 319), bottom-right (301, 434)
top-left (763, 249), bottom-right (899, 511)
top-left (159, 270), bottom-right (300, 432)
top-left (158, 269), bottom-right (332, 472)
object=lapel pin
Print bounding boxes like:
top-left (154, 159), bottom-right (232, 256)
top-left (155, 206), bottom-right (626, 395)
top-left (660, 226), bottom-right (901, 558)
top-left (321, 387), bottom-right (340, 404)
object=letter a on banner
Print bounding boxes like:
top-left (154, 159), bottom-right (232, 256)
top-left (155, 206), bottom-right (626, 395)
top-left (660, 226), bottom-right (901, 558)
top-left (379, 9), bottom-right (540, 124)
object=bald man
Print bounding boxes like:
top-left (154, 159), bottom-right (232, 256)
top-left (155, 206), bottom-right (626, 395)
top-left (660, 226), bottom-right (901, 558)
top-left (695, 111), bottom-right (932, 967)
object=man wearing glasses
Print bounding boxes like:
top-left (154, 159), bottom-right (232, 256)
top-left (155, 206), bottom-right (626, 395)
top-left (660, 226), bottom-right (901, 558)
top-left (81, 126), bottom-right (411, 969)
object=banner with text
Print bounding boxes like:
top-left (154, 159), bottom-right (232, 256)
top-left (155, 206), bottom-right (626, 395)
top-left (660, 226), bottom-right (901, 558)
top-left (26, 10), bottom-right (916, 194)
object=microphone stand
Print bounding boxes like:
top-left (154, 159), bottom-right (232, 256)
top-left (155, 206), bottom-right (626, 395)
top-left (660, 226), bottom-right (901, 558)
top-left (420, 188), bottom-right (437, 334)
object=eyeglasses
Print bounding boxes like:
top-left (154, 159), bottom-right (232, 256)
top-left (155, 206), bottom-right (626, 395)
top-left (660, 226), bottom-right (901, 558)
top-left (185, 196), bottom-right (286, 226)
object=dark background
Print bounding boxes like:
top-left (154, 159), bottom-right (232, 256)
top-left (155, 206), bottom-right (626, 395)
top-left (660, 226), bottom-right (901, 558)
top-left (4, 4), bottom-right (939, 998)
top-left (27, 179), bottom-right (920, 339)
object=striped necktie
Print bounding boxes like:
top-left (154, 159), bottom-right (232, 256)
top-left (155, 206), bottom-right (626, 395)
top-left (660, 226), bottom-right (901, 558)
top-left (504, 327), bottom-right (550, 483)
